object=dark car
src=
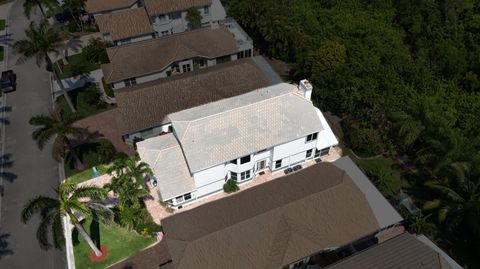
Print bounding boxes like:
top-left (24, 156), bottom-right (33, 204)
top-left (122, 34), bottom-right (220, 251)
top-left (0, 70), bottom-right (16, 93)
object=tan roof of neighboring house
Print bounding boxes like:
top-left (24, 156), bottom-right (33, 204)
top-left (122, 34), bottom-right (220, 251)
top-left (102, 26), bottom-right (237, 83)
top-left (114, 59), bottom-right (269, 135)
top-left (85, 0), bottom-right (137, 13)
top-left (95, 8), bottom-right (154, 41)
top-left (326, 233), bottom-right (455, 269)
top-left (144, 0), bottom-right (211, 15)
top-left (161, 162), bottom-right (381, 269)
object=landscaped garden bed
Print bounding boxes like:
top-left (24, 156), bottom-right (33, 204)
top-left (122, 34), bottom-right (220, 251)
top-left (56, 84), bottom-right (113, 119)
top-left (54, 53), bottom-right (100, 79)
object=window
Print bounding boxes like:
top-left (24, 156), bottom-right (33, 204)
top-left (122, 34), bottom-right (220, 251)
top-left (320, 147), bottom-right (330, 156)
top-left (240, 155), bottom-right (251, 164)
top-left (306, 132), bottom-right (318, 142)
top-left (245, 49), bottom-right (252, 57)
top-left (275, 160), bottom-right (282, 169)
top-left (158, 14), bottom-right (167, 21)
top-left (184, 193), bottom-right (192, 201)
top-left (240, 170), bottom-right (251, 180)
top-left (170, 11), bottom-right (181, 19)
top-left (182, 64), bottom-right (191, 73)
top-left (176, 195), bottom-right (184, 203)
top-left (176, 193), bottom-right (192, 204)
top-left (204, 6), bottom-right (209, 15)
top-left (306, 149), bottom-right (313, 158)
top-left (237, 51), bottom-right (244, 59)
top-left (314, 149), bottom-right (320, 158)
top-left (173, 65), bottom-right (180, 73)
top-left (230, 172), bottom-right (237, 181)
top-left (230, 159), bottom-right (237, 165)
top-left (124, 77), bottom-right (137, 87)
top-left (161, 30), bottom-right (169, 36)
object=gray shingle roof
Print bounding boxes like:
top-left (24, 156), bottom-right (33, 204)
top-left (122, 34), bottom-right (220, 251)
top-left (144, 0), bottom-right (211, 15)
top-left (137, 133), bottom-right (195, 200)
top-left (161, 162), bottom-right (382, 269)
top-left (102, 26), bottom-right (237, 83)
top-left (326, 233), bottom-right (457, 269)
top-left (114, 59), bottom-right (269, 135)
top-left (169, 83), bottom-right (324, 172)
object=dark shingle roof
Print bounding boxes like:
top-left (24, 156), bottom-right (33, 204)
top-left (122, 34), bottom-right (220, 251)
top-left (85, 0), bottom-right (137, 13)
top-left (114, 59), bottom-right (269, 135)
top-left (144, 0), bottom-right (211, 15)
top-left (102, 26), bottom-right (237, 83)
top-left (161, 162), bottom-right (381, 269)
top-left (95, 8), bottom-right (154, 41)
top-left (326, 233), bottom-right (454, 269)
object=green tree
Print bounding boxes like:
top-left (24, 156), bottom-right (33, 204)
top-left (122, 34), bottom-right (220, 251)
top-left (21, 182), bottom-right (112, 256)
top-left (23, 0), bottom-right (58, 18)
top-left (311, 40), bottom-right (346, 75)
top-left (29, 110), bottom-right (84, 166)
top-left (82, 38), bottom-right (110, 64)
top-left (186, 8), bottom-right (202, 29)
top-left (423, 177), bottom-right (480, 237)
top-left (14, 22), bottom-right (76, 112)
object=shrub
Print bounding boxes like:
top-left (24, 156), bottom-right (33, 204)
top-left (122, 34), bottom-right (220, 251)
top-left (82, 38), bottom-right (110, 64)
top-left (186, 8), bottom-right (202, 29)
top-left (366, 166), bottom-right (400, 198)
top-left (345, 123), bottom-right (384, 156)
top-left (67, 20), bottom-right (80, 33)
top-left (223, 179), bottom-right (239, 193)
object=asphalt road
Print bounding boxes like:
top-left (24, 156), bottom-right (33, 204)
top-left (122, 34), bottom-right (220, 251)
top-left (0, 0), bottom-right (66, 268)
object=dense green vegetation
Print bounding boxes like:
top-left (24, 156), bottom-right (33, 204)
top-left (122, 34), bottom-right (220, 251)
top-left (225, 0), bottom-right (480, 267)
top-left (56, 84), bottom-right (109, 118)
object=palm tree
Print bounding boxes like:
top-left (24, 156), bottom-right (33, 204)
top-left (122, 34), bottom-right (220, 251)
top-left (23, 0), bottom-right (59, 18)
top-left (407, 213), bottom-right (436, 237)
top-left (21, 182), bottom-right (113, 256)
top-left (14, 22), bottom-right (76, 112)
top-left (105, 156), bottom-right (152, 209)
top-left (29, 110), bottom-right (84, 165)
top-left (423, 176), bottom-right (480, 238)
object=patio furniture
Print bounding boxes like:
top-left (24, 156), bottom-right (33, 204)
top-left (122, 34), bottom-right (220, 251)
top-left (284, 168), bottom-right (293, 174)
top-left (293, 165), bottom-right (302, 171)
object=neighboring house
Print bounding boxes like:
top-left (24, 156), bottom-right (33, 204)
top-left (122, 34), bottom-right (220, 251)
top-left (114, 58), bottom-right (276, 143)
top-left (159, 158), bottom-right (403, 269)
top-left (85, 0), bottom-right (139, 16)
top-left (95, 8), bottom-right (156, 46)
top-left (101, 25), bottom-right (253, 89)
top-left (325, 232), bottom-right (463, 269)
top-left (137, 81), bottom-right (340, 208)
top-left (144, 0), bottom-right (226, 36)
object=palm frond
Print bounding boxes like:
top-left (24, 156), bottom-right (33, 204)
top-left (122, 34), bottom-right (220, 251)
top-left (21, 196), bottom-right (58, 223)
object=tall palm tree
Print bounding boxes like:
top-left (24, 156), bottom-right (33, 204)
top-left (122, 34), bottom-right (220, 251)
top-left (106, 156), bottom-right (152, 182)
top-left (14, 22), bottom-right (76, 112)
top-left (23, 0), bottom-right (59, 18)
top-left (21, 182), bottom-right (113, 256)
top-left (29, 110), bottom-right (84, 165)
top-left (423, 176), bottom-right (480, 238)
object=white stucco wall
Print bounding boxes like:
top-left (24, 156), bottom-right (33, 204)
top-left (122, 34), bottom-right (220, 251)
top-left (115, 34), bottom-right (153, 46)
top-left (151, 6), bottom-right (212, 36)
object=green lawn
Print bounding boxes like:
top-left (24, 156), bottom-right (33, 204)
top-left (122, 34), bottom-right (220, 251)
top-left (73, 218), bottom-right (156, 269)
top-left (56, 84), bottom-right (109, 119)
top-left (66, 164), bottom-right (109, 184)
top-left (55, 53), bottom-right (100, 79)
top-left (0, 20), bottom-right (5, 31)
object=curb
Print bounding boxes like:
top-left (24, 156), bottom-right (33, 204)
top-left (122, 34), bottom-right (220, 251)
top-left (59, 159), bottom-right (76, 269)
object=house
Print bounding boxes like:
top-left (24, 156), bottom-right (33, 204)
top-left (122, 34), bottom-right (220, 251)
top-left (325, 232), bottom-right (463, 269)
top-left (95, 8), bottom-right (155, 45)
top-left (136, 80), bottom-right (340, 208)
top-left (85, 0), bottom-right (139, 16)
top-left (144, 0), bottom-right (226, 36)
top-left (114, 58), bottom-right (280, 143)
top-left (101, 25), bottom-right (253, 89)
top-left (159, 158), bottom-right (403, 269)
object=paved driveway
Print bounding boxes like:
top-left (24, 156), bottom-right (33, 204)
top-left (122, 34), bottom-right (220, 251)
top-left (0, 0), bottom-right (66, 268)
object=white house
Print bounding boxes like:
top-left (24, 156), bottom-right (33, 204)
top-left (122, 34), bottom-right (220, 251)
top-left (144, 0), bottom-right (226, 36)
top-left (137, 81), bottom-right (340, 208)
top-left (101, 25), bottom-right (253, 89)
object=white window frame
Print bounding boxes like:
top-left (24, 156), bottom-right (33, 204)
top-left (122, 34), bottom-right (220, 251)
top-left (240, 170), bottom-right (251, 181)
top-left (275, 160), bottom-right (282, 169)
top-left (306, 132), bottom-right (318, 142)
top-left (124, 77), bottom-right (137, 87)
top-left (306, 149), bottom-right (313, 158)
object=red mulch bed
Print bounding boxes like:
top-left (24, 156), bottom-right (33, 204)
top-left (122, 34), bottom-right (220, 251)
top-left (89, 245), bottom-right (109, 262)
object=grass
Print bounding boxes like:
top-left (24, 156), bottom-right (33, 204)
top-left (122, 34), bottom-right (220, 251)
top-left (102, 77), bottom-right (115, 98)
top-left (55, 53), bottom-right (100, 79)
top-left (56, 84), bottom-right (109, 119)
top-left (0, 20), bottom-right (5, 31)
top-left (66, 164), bottom-right (109, 185)
top-left (73, 218), bottom-right (156, 269)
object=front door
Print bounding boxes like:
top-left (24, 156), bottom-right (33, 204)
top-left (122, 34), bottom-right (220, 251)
top-left (256, 159), bottom-right (266, 171)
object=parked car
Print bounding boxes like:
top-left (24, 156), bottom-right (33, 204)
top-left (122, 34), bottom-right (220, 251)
top-left (0, 70), bottom-right (16, 93)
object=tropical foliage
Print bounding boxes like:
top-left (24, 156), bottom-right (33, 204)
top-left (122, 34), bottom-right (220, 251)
top-left (29, 109), bottom-right (84, 163)
top-left (21, 182), bottom-right (112, 256)
top-left (223, 179), bottom-right (239, 193)
top-left (23, 0), bottom-right (58, 18)
top-left (186, 8), bottom-right (202, 29)
top-left (224, 0), bottom-right (480, 266)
